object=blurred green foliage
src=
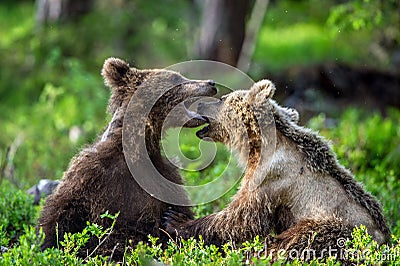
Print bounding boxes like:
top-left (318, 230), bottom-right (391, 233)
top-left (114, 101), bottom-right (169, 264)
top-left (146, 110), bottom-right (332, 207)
top-left (0, 181), bottom-right (36, 243)
top-left (308, 109), bottom-right (400, 233)
top-left (0, 0), bottom-right (194, 185)
top-left (251, 0), bottom-right (377, 73)
top-left (328, 0), bottom-right (399, 37)
top-left (1, 61), bottom-right (108, 184)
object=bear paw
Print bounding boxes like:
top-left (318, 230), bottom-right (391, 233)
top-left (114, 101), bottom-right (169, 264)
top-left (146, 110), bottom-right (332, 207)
top-left (162, 208), bottom-right (191, 236)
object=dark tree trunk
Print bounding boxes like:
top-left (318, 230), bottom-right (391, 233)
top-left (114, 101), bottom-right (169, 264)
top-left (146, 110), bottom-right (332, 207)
top-left (195, 0), bottom-right (250, 66)
top-left (36, 0), bottom-right (93, 24)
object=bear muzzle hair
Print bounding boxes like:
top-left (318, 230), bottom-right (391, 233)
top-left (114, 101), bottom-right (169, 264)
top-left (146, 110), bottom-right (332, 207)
top-left (195, 99), bottom-right (223, 139)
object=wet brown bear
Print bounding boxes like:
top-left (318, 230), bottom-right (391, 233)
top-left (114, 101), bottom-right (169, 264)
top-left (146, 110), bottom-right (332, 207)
top-left (37, 57), bottom-right (217, 259)
top-left (164, 80), bottom-right (390, 257)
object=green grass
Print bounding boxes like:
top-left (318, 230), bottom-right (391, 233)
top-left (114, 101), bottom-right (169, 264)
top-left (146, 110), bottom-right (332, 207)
top-left (1, 201), bottom-right (400, 265)
top-left (251, 0), bottom-right (377, 73)
top-left (253, 22), bottom-right (370, 72)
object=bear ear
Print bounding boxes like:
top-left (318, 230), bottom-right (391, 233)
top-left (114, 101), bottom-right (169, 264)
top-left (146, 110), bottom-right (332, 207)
top-left (101, 57), bottom-right (135, 88)
top-left (247, 79), bottom-right (276, 103)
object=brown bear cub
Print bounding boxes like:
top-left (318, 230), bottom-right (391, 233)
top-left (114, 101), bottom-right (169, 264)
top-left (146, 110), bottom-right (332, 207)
top-left (37, 57), bottom-right (217, 259)
top-left (163, 80), bottom-right (390, 257)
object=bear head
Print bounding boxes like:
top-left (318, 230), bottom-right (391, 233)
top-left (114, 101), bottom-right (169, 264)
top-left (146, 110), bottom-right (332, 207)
top-left (101, 57), bottom-right (217, 130)
top-left (196, 79), bottom-right (299, 155)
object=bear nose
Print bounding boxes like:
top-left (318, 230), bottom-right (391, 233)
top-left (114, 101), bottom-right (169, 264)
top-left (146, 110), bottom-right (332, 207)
top-left (208, 80), bottom-right (215, 86)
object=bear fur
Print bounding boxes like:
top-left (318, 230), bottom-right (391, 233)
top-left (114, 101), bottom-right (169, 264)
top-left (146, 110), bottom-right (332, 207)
top-left (37, 57), bottom-right (217, 259)
top-left (163, 80), bottom-right (390, 257)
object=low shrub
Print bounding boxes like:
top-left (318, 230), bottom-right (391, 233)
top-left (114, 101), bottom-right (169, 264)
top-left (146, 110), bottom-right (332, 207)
top-left (0, 181), bottom-right (36, 243)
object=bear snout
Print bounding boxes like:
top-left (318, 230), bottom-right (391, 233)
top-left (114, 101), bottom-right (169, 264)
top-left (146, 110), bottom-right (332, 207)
top-left (207, 82), bottom-right (217, 95)
top-left (199, 80), bottom-right (217, 95)
top-left (187, 80), bottom-right (217, 97)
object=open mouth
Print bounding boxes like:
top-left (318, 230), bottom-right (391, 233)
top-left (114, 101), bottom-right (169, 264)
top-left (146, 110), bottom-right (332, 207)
top-left (181, 85), bottom-right (216, 128)
top-left (182, 104), bottom-right (208, 128)
top-left (182, 93), bottom-right (214, 128)
top-left (196, 125), bottom-right (209, 138)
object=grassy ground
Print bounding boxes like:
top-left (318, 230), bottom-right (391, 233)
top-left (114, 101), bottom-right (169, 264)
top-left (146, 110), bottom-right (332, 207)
top-left (250, 0), bottom-right (377, 75)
